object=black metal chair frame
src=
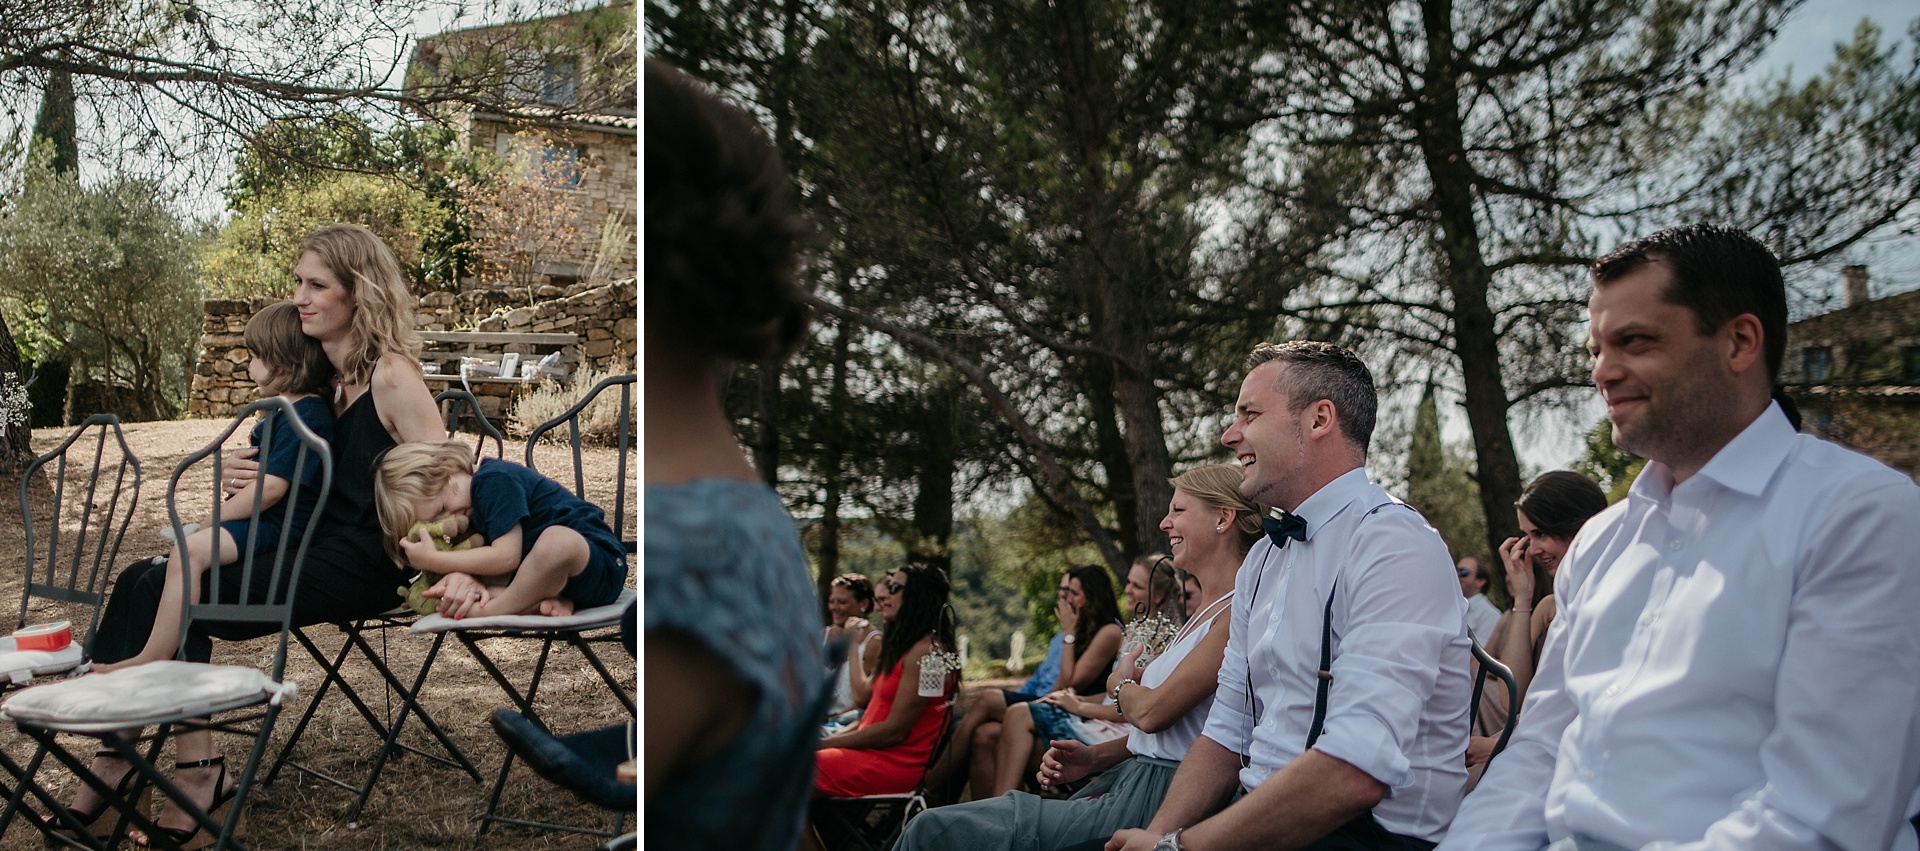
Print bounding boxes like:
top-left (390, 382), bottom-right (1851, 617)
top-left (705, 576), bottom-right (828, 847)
top-left (9, 397), bottom-right (332, 851)
top-left (259, 390), bottom-right (501, 822)
top-left (0, 416), bottom-right (146, 847)
top-left (1470, 636), bottom-right (1521, 762)
top-left (449, 374), bottom-right (635, 841)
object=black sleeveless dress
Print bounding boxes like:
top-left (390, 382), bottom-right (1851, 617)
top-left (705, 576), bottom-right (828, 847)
top-left (91, 390), bottom-right (410, 663)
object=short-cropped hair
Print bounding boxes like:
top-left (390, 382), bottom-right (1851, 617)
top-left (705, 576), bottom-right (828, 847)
top-left (1591, 224), bottom-right (1787, 381)
top-left (1245, 341), bottom-right (1378, 452)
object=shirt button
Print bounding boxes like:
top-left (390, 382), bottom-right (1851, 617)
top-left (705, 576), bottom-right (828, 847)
top-left (1640, 614), bottom-right (1654, 626)
top-left (1669, 539), bottom-right (1683, 551)
top-left (1604, 685), bottom-right (1618, 696)
top-left (1581, 769), bottom-right (1596, 780)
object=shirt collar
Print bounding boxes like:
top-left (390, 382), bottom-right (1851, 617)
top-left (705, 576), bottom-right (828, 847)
top-left (1629, 401), bottom-right (1793, 503)
top-left (1289, 467), bottom-right (1371, 541)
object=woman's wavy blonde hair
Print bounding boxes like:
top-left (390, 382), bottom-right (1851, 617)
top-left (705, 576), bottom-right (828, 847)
top-left (297, 224), bottom-right (422, 388)
top-left (1169, 463), bottom-right (1262, 556)
top-left (373, 441), bottom-right (475, 566)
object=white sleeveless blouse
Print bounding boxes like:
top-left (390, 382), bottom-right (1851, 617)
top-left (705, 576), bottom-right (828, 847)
top-left (1126, 597), bottom-right (1228, 761)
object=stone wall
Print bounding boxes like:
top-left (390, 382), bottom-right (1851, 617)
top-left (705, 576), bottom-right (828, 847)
top-left (187, 279), bottom-right (636, 420)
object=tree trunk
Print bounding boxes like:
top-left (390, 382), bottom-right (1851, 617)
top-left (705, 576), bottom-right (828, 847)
top-left (1416, 0), bottom-right (1523, 558)
top-left (817, 307), bottom-right (849, 619)
top-left (1055, 0), bottom-right (1174, 563)
top-left (910, 376), bottom-right (958, 574)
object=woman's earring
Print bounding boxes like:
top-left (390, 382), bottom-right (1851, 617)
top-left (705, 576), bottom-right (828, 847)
top-left (1215, 525), bottom-right (1225, 532)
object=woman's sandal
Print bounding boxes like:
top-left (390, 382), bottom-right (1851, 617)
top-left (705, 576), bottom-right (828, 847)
top-left (130, 756), bottom-right (241, 851)
top-left (44, 749), bottom-right (151, 848)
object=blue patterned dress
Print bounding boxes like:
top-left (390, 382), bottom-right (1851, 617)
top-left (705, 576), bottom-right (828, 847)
top-left (645, 479), bottom-right (821, 851)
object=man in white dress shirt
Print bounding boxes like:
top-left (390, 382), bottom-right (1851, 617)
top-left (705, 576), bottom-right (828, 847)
top-left (1105, 341), bottom-right (1471, 851)
top-left (1457, 556), bottom-right (1501, 642)
top-left (1440, 224), bottom-right (1920, 851)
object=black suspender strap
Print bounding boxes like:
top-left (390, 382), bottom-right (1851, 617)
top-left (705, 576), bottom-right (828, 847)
top-left (1306, 500), bottom-right (1416, 752)
top-left (1306, 576), bottom-right (1337, 749)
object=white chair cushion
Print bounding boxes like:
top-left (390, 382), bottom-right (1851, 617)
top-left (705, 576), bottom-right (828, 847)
top-left (0, 661), bottom-right (298, 733)
top-left (411, 587), bottom-right (634, 634)
top-left (0, 643), bottom-right (86, 685)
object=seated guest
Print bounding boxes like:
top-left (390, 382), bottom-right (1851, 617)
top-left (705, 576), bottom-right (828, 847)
top-left (1457, 555), bottom-right (1499, 641)
top-left (1466, 471), bottom-right (1607, 781)
top-left (1442, 225), bottom-right (1920, 850)
top-left (971, 564), bottom-right (1123, 800)
top-left (823, 573), bottom-right (881, 723)
top-left (1103, 342), bottom-right (1471, 851)
top-left (895, 464), bottom-right (1257, 851)
top-left (991, 555), bottom-right (1187, 796)
top-left (812, 563), bottom-right (958, 799)
top-left (938, 583), bottom-right (1071, 789)
top-left (1124, 553), bottom-right (1182, 622)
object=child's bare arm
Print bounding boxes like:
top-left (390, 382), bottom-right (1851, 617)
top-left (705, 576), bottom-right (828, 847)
top-left (201, 474), bottom-right (290, 528)
top-left (400, 523), bottom-right (523, 576)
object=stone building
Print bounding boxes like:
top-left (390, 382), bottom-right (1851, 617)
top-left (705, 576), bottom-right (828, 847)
top-left (1780, 265), bottom-right (1920, 477)
top-left (408, 2), bottom-right (636, 288)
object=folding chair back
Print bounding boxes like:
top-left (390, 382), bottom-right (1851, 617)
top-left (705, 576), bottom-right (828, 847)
top-left (436, 389), bottom-right (506, 461)
top-left (17, 414), bottom-right (141, 659)
top-left (523, 374), bottom-right (633, 543)
top-left (170, 396), bottom-right (333, 676)
top-left (0, 416), bottom-right (141, 839)
top-left (1470, 636), bottom-right (1520, 762)
top-left (0, 399), bottom-right (330, 851)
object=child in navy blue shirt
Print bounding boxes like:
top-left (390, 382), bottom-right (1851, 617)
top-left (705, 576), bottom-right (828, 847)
top-left (374, 440), bottom-right (627, 618)
top-left (97, 301), bottom-right (335, 671)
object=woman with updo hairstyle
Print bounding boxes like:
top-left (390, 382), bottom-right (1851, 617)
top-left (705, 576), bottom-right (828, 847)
top-left (1466, 470), bottom-right (1609, 782)
top-left (643, 59), bottom-right (822, 851)
top-left (824, 574), bottom-right (882, 720)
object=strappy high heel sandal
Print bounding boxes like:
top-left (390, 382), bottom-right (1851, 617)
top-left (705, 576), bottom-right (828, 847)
top-left (130, 756), bottom-right (240, 851)
top-left (44, 749), bottom-right (151, 849)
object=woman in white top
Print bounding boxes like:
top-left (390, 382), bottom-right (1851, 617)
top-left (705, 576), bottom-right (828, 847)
top-left (823, 573), bottom-right (882, 721)
top-left (894, 464), bottom-right (1258, 851)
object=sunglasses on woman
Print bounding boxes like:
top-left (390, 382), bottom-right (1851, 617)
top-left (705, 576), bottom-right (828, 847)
top-left (885, 579), bottom-right (904, 594)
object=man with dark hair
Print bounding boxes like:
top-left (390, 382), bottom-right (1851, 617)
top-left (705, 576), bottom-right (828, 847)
top-left (1101, 340), bottom-right (1471, 851)
top-left (1456, 556), bottom-right (1499, 641)
top-left (1440, 224), bottom-right (1920, 851)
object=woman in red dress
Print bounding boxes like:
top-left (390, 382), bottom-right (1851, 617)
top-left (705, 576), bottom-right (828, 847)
top-left (814, 562), bottom-right (956, 797)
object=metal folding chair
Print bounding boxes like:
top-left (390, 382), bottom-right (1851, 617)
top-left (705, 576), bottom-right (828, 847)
top-left (429, 373), bottom-right (636, 841)
top-left (1, 397), bottom-right (329, 851)
top-left (0, 416), bottom-right (143, 844)
top-left (811, 683), bottom-right (958, 851)
top-left (259, 390), bottom-right (499, 823)
top-left (1470, 636), bottom-right (1521, 762)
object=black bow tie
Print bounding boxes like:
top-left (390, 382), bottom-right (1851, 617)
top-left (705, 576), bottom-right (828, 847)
top-left (1262, 511), bottom-right (1308, 547)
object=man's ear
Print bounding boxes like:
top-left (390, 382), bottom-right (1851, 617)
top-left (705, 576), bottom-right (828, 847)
top-left (1722, 313), bottom-right (1765, 376)
top-left (1305, 398), bottom-right (1338, 440)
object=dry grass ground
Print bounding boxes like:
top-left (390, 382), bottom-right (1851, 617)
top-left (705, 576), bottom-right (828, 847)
top-left (0, 418), bottom-right (637, 850)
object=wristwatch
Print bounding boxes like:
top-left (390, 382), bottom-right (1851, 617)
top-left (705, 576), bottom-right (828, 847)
top-left (1063, 633), bottom-right (1075, 644)
top-left (1152, 828), bottom-right (1186, 851)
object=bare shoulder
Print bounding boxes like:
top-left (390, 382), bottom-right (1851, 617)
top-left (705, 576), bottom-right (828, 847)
top-left (370, 353), bottom-right (427, 389)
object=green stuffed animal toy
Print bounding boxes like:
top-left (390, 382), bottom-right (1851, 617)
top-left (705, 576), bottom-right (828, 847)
top-left (399, 517), bottom-right (472, 615)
